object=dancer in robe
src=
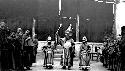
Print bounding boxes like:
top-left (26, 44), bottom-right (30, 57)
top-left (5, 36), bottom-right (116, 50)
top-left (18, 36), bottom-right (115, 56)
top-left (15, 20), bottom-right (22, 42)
top-left (60, 24), bottom-right (75, 70)
top-left (79, 36), bottom-right (91, 70)
top-left (43, 36), bottom-right (54, 69)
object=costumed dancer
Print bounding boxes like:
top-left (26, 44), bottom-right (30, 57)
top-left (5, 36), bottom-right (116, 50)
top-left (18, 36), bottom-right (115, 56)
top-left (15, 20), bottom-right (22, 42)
top-left (60, 24), bottom-right (75, 70)
top-left (79, 36), bottom-right (91, 70)
top-left (43, 36), bottom-right (54, 69)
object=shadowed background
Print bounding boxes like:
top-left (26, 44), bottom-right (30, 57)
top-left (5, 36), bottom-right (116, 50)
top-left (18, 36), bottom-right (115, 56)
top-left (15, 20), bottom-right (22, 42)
top-left (0, 0), bottom-right (114, 42)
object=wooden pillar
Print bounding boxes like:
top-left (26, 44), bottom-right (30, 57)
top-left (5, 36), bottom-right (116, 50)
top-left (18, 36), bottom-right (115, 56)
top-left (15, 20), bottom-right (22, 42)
top-left (76, 0), bottom-right (80, 42)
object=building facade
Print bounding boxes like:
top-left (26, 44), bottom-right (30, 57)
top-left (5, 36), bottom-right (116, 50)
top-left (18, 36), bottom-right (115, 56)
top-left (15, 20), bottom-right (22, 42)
top-left (0, 0), bottom-right (114, 42)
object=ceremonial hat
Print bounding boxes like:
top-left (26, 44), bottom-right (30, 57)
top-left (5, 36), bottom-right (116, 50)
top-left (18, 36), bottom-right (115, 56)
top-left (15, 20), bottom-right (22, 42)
top-left (82, 36), bottom-right (87, 42)
top-left (65, 24), bottom-right (73, 36)
top-left (47, 35), bottom-right (52, 41)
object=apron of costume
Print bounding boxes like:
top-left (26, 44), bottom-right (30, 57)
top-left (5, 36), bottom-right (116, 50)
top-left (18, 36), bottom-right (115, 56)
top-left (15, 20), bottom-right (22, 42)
top-left (79, 45), bottom-right (90, 66)
top-left (61, 40), bottom-right (72, 66)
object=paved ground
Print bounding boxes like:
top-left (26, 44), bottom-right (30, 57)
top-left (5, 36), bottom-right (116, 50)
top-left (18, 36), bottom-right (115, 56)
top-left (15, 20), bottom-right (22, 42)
top-left (27, 52), bottom-right (109, 71)
top-left (30, 60), bottom-right (109, 71)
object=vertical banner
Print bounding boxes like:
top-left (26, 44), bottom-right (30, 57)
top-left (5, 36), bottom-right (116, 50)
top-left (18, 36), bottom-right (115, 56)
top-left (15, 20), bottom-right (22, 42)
top-left (59, 0), bottom-right (61, 15)
top-left (76, 0), bottom-right (80, 42)
top-left (112, 2), bottom-right (117, 38)
top-left (76, 14), bottom-right (79, 42)
top-left (32, 18), bottom-right (36, 39)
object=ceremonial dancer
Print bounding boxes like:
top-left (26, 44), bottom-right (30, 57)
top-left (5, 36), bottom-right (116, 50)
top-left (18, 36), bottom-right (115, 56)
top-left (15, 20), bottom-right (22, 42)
top-left (79, 36), bottom-right (91, 70)
top-left (60, 24), bottom-right (75, 70)
top-left (43, 36), bottom-right (54, 69)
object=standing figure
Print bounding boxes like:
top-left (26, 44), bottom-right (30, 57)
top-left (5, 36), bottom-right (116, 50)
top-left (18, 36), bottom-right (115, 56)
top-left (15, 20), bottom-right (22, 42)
top-left (23, 30), bottom-right (34, 70)
top-left (0, 22), bottom-right (10, 71)
top-left (79, 36), bottom-right (90, 70)
top-left (43, 36), bottom-right (54, 69)
top-left (7, 32), bottom-right (16, 70)
top-left (15, 28), bottom-right (24, 70)
top-left (32, 34), bottom-right (38, 63)
top-left (60, 24), bottom-right (75, 70)
top-left (120, 26), bottom-right (125, 70)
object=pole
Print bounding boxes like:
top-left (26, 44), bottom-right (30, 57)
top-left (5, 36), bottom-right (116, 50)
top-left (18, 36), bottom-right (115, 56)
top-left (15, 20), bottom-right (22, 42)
top-left (76, 0), bottom-right (80, 42)
top-left (59, 0), bottom-right (62, 16)
top-left (76, 14), bottom-right (79, 42)
top-left (112, 0), bottom-right (119, 38)
top-left (114, 1), bottom-right (117, 38)
top-left (32, 18), bottom-right (36, 39)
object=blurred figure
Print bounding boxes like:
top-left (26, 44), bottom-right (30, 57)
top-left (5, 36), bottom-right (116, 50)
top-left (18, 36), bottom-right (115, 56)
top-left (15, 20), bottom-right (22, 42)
top-left (43, 36), bottom-right (54, 69)
top-left (0, 22), bottom-right (10, 71)
top-left (7, 32), bottom-right (16, 70)
top-left (23, 30), bottom-right (34, 70)
top-left (120, 26), bottom-right (125, 70)
top-left (60, 24), bottom-right (75, 70)
top-left (79, 36), bottom-right (90, 70)
top-left (14, 28), bottom-right (24, 70)
top-left (32, 34), bottom-right (38, 63)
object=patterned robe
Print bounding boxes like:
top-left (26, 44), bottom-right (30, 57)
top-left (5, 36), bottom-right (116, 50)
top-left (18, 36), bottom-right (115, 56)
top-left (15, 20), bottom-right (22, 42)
top-left (79, 43), bottom-right (90, 66)
top-left (60, 38), bottom-right (75, 67)
top-left (43, 45), bottom-right (54, 67)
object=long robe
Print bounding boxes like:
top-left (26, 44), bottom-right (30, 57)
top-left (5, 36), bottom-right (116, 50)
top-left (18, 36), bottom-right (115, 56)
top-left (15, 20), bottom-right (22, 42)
top-left (43, 45), bottom-right (54, 67)
top-left (79, 44), bottom-right (90, 66)
top-left (60, 38), bottom-right (75, 67)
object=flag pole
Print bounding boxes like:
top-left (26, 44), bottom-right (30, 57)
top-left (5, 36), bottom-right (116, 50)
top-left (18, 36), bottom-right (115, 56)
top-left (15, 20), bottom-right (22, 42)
top-left (76, 0), bottom-right (80, 42)
top-left (32, 18), bottom-right (36, 39)
top-left (59, 0), bottom-right (61, 16)
top-left (55, 0), bottom-right (62, 45)
top-left (76, 14), bottom-right (79, 42)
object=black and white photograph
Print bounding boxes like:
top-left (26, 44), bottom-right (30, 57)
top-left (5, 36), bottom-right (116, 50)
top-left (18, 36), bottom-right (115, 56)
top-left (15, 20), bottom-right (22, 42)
top-left (0, 0), bottom-right (124, 71)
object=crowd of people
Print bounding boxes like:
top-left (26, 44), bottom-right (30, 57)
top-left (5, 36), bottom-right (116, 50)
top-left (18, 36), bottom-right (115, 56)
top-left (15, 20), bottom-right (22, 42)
top-left (101, 26), bottom-right (125, 71)
top-left (0, 22), bottom-right (38, 71)
top-left (1, 20), bottom-right (125, 71)
top-left (0, 20), bottom-right (91, 71)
